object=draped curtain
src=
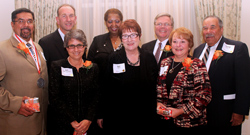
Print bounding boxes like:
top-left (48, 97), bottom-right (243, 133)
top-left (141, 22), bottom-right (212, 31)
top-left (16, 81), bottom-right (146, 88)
top-left (15, 0), bottom-right (200, 50)
top-left (193, 0), bottom-right (241, 42)
top-left (15, 0), bottom-right (241, 51)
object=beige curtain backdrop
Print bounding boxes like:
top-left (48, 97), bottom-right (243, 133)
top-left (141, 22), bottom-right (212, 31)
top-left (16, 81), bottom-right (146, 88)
top-left (14, 0), bottom-right (201, 50)
top-left (15, 0), bottom-right (60, 42)
top-left (194, 0), bottom-right (242, 42)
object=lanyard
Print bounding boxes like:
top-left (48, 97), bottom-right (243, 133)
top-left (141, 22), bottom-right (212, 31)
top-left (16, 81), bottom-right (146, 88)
top-left (15, 34), bottom-right (41, 74)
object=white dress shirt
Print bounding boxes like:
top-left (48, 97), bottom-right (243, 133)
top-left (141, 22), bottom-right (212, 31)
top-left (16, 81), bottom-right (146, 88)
top-left (198, 36), bottom-right (222, 71)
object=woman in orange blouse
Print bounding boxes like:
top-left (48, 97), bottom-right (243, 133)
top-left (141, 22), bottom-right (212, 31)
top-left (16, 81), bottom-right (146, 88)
top-left (156, 27), bottom-right (212, 135)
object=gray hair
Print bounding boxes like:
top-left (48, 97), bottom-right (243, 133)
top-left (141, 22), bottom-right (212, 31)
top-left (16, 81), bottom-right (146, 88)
top-left (154, 13), bottom-right (174, 28)
top-left (203, 15), bottom-right (223, 28)
top-left (64, 29), bottom-right (87, 48)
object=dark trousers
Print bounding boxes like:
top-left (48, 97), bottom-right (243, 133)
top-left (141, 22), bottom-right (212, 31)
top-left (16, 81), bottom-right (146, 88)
top-left (156, 118), bottom-right (208, 135)
top-left (205, 125), bottom-right (242, 135)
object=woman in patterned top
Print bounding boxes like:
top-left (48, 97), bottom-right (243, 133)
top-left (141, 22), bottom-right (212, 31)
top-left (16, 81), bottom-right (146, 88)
top-left (156, 27), bottom-right (212, 135)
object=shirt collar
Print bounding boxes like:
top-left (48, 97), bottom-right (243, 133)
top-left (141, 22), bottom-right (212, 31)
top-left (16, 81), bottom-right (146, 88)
top-left (13, 33), bottom-right (33, 46)
top-left (58, 28), bottom-right (65, 41)
top-left (205, 36), bottom-right (223, 49)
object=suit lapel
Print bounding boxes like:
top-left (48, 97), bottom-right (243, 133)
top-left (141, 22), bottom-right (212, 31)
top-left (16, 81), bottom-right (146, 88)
top-left (208, 37), bottom-right (225, 77)
top-left (11, 36), bottom-right (37, 68)
top-left (53, 30), bottom-right (68, 58)
top-left (103, 33), bottom-right (114, 53)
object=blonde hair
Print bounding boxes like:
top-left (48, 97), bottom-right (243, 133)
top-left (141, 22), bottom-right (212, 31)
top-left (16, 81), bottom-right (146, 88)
top-left (169, 27), bottom-right (194, 49)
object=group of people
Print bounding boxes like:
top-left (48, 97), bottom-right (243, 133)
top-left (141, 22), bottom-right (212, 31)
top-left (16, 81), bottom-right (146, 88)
top-left (0, 3), bottom-right (250, 135)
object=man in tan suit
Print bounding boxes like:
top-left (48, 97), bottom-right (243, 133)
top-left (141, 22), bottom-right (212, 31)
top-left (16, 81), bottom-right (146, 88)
top-left (0, 8), bottom-right (48, 135)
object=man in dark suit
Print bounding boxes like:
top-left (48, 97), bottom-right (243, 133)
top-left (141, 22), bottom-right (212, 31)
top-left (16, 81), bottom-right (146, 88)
top-left (38, 4), bottom-right (77, 72)
top-left (38, 4), bottom-right (77, 134)
top-left (193, 15), bottom-right (250, 135)
top-left (141, 13), bottom-right (174, 66)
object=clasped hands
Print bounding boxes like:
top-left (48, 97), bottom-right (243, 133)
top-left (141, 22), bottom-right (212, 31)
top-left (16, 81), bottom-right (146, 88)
top-left (71, 119), bottom-right (91, 135)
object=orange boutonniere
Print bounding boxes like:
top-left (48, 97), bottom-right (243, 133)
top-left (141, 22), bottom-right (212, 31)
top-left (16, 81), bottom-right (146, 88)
top-left (182, 57), bottom-right (193, 71)
top-left (17, 42), bottom-right (30, 57)
top-left (163, 45), bottom-right (172, 56)
top-left (82, 60), bottom-right (93, 74)
top-left (213, 50), bottom-right (224, 63)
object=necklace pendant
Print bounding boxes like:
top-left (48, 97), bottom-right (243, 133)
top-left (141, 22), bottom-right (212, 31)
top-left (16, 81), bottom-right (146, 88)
top-left (169, 69), bottom-right (174, 73)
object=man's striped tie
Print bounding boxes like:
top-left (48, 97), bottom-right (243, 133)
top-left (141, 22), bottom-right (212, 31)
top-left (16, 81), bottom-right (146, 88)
top-left (202, 46), bottom-right (210, 64)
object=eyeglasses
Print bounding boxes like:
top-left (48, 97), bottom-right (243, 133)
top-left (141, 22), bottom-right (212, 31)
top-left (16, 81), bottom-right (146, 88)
top-left (67, 44), bottom-right (86, 49)
top-left (122, 33), bottom-right (139, 39)
top-left (155, 23), bottom-right (171, 27)
top-left (13, 19), bottom-right (34, 25)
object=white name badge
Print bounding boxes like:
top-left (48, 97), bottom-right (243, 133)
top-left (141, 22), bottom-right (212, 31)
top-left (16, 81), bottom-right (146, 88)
top-left (223, 93), bottom-right (236, 100)
top-left (61, 67), bottom-right (74, 77)
top-left (222, 43), bottom-right (235, 53)
top-left (159, 66), bottom-right (169, 76)
top-left (113, 63), bottom-right (126, 73)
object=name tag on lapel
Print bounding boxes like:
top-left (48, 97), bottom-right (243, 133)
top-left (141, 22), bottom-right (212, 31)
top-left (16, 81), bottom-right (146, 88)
top-left (159, 66), bottom-right (169, 76)
top-left (222, 43), bottom-right (235, 53)
top-left (223, 93), bottom-right (236, 100)
top-left (61, 67), bottom-right (74, 77)
top-left (113, 63), bottom-right (126, 73)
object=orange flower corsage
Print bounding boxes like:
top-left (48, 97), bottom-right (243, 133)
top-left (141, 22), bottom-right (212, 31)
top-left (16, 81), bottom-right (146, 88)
top-left (82, 60), bottom-right (93, 74)
top-left (163, 45), bottom-right (172, 56)
top-left (182, 57), bottom-right (193, 71)
top-left (17, 42), bottom-right (30, 57)
top-left (213, 50), bottom-right (224, 63)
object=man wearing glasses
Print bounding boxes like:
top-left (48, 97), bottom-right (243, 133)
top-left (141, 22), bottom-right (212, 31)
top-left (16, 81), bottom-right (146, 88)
top-left (142, 13), bottom-right (174, 66)
top-left (0, 8), bottom-right (48, 135)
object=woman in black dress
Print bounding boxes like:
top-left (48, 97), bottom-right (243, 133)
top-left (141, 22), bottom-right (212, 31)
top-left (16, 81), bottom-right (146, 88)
top-left (49, 29), bottom-right (100, 135)
top-left (104, 19), bottom-right (158, 134)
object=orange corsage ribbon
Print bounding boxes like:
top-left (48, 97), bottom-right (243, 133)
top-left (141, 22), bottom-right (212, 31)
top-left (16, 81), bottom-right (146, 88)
top-left (163, 45), bottom-right (172, 56)
top-left (17, 42), bottom-right (30, 57)
top-left (213, 50), bottom-right (224, 63)
top-left (182, 57), bottom-right (193, 71)
top-left (82, 60), bottom-right (93, 74)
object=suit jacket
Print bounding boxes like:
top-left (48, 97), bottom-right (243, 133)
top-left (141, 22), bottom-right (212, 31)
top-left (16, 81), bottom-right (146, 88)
top-left (193, 36), bottom-right (250, 127)
top-left (141, 39), bottom-right (174, 68)
top-left (0, 35), bottom-right (48, 135)
top-left (38, 29), bottom-right (68, 72)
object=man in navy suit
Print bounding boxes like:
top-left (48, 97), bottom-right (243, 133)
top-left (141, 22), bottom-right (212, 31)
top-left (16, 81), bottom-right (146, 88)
top-left (38, 4), bottom-right (77, 72)
top-left (38, 4), bottom-right (77, 134)
top-left (193, 15), bottom-right (250, 135)
top-left (141, 13), bottom-right (174, 66)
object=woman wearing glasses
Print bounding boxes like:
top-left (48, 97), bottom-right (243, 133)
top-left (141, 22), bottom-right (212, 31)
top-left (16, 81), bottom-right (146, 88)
top-left (49, 29), bottom-right (100, 135)
top-left (104, 19), bottom-right (158, 134)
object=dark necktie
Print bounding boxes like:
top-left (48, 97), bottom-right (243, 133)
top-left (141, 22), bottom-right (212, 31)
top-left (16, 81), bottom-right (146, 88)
top-left (202, 46), bottom-right (210, 64)
top-left (155, 42), bottom-right (162, 63)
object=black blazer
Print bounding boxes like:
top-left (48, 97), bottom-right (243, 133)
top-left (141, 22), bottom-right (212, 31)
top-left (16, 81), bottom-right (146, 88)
top-left (105, 47), bottom-right (158, 134)
top-left (87, 33), bottom-right (114, 118)
top-left (38, 29), bottom-right (68, 72)
top-left (141, 39), bottom-right (174, 68)
top-left (193, 36), bottom-right (250, 127)
top-left (49, 59), bottom-right (100, 134)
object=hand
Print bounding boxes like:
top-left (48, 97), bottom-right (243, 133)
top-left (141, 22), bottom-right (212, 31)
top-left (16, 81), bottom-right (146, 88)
top-left (230, 113), bottom-right (244, 126)
top-left (71, 120), bottom-right (92, 134)
top-left (17, 96), bottom-right (35, 117)
top-left (157, 102), bottom-right (167, 116)
top-left (97, 119), bottom-right (103, 128)
top-left (167, 107), bottom-right (184, 118)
